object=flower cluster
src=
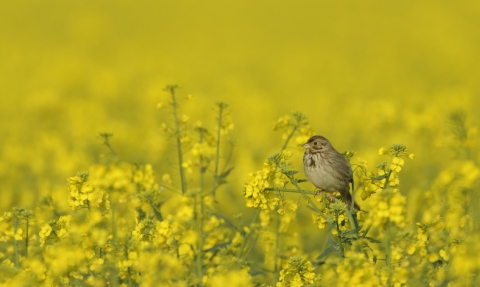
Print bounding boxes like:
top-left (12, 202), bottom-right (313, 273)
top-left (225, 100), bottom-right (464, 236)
top-left (277, 256), bottom-right (319, 287)
top-left (39, 215), bottom-right (70, 246)
top-left (359, 144), bottom-right (413, 200)
top-left (217, 102), bottom-right (235, 135)
top-left (243, 151), bottom-right (291, 210)
top-left (273, 111), bottom-right (315, 148)
top-left (321, 246), bottom-right (378, 286)
top-left (363, 188), bottom-right (408, 229)
top-left (67, 172), bottom-right (110, 212)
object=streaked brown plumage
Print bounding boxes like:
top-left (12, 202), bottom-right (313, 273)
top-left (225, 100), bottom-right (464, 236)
top-left (302, 135), bottom-right (360, 211)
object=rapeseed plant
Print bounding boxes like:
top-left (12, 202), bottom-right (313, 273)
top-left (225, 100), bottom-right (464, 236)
top-left (1, 93), bottom-right (480, 286)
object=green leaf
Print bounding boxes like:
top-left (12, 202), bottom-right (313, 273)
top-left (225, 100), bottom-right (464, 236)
top-left (360, 225), bottom-right (372, 238)
top-left (215, 167), bottom-right (235, 185)
top-left (316, 247), bottom-right (334, 261)
top-left (342, 228), bottom-right (360, 236)
top-left (285, 170), bottom-right (298, 176)
top-left (316, 236), bottom-right (343, 260)
top-left (365, 236), bottom-right (382, 244)
top-left (218, 167), bottom-right (235, 179)
top-left (371, 174), bottom-right (387, 181)
top-left (203, 241), bottom-right (232, 253)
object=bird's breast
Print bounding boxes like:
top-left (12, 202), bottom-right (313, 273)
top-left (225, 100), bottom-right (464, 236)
top-left (304, 154), bottom-right (346, 192)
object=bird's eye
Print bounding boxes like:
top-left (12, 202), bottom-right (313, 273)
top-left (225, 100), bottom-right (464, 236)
top-left (314, 142), bottom-right (317, 145)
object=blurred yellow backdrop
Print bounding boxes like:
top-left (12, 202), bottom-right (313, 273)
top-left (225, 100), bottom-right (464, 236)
top-left (0, 0), bottom-right (479, 217)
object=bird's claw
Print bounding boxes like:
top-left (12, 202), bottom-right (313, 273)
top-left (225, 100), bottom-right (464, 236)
top-left (314, 189), bottom-right (324, 196)
top-left (315, 189), bottom-right (337, 202)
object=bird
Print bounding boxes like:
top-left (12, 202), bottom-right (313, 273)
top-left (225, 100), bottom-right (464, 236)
top-left (302, 135), bottom-right (360, 211)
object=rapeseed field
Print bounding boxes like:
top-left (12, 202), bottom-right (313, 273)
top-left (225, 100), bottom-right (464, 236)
top-left (1, 1), bottom-right (479, 286)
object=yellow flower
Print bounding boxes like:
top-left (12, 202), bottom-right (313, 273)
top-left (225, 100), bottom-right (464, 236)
top-left (180, 114), bottom-right (189, 123)
top-left (378, 147), bottom-right (386, 155)
top-left (220, 115), bottom-right (234, 134)
top-left (85, 249), bottom-right (95, 260)
top-left (428, 253), bottom-right (440, 263)
top-left (439, 249), bottom-right (449, 261)
top-left (14, 228), bottom-right (23, 241)
top-left (57, 228), bottom-right (68, 239)
top-left (39, 224), bottom-right (53, 245)
top-left (390, 157), bottom-right (404, 172)
top-left (193, 120), bottom-right (203, 128)
top-left (182, 160), bottom-right (193, 174)
top-left (312, 213), bottom-right (327, 229)
top-left (406, 243), bottom-right (416, 255)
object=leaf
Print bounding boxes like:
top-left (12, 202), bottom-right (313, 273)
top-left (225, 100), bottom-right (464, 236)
top-left (203, 241), bottom-right (232, 253)
top-left (297, 179), bottom-right (309, 183)
top-left (211, 213), bottom-right (241, 232)
top-left (316, 236), bottom-right (343, 259)
top-left (316, 247), bottom-right (334, 261)
top-left (215, 167), bottom-right (235, 185)
top-left (365, 236), bottom-right (382, 244)
top-left (327, 236), bottom-right (344, 255)
top-left (153, 208), bottom-right (163, 221)
top-left (285, 170), bottom-right (298, 176)
top-left (217, 167), bottom-right (235, 180)
top-left (342, 228), bottom-right (360, 236)
top-left (360, 225), bottom-right (372, 238)
top-left (371, 174), bottom-right (387, 181)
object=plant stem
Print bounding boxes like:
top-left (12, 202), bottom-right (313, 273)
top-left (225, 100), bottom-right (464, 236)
top-left (212, 103), bottom-right (225, 198)
top-left (13, 218), bottom-right (19, 268)
top-left (382, 170), bottom-right (393, 190)
top-left (334, 211), bottom-right (345, 257)
top-left (281, 125), bottom-right (297, 151)
top-left (167, 85), bottom-right (187, 194)
top-left (384, 226), bottom-right (392, 285)
top-left (273, 213), bottom-right (280, 287)
top-left (237, 209), bottom-right (260, 264)
top-left (25, 218), bottom-right (29, 258)
top-left (264, 187), bottom-right (316, 195)
top-left (195, 190), bottom-right (204, 285)
top-left (288, 176), bottom-right (329, 223)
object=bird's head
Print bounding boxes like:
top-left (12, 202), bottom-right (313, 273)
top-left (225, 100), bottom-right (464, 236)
top-left (302, 135), bottom-right (332, 152)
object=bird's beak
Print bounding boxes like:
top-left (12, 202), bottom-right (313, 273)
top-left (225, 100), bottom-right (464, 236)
top-left (302, 142), bottom-right (309, 149)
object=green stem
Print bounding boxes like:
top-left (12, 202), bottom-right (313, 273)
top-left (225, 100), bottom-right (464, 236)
top-left (237, 209), bottom-right (260, 264)
top-left (334, 211), bottom-right (345, 257)
top-left (99, 133), bottom-right (117, 157)
top-left (168, 85), bottom-right (187, 194)
top-left (13, 218), bottom-right (19, 268)
top-left (349, 182), bottom-right (356, 213)
top-left (384, 226), bottom-right (392, 285)
top-left (273, 213), bottom-right (280, 287)
top-left (281, 126), bottom-right (297, 151)
top-left (382, 170), bottom-right (393, 190)
top-left (25, 218), bottom-right (29, 258)
top-left (345, 208), bottom-right (359, 233)
top-left (212, 104), bottom-right (225, 198)
top-left (288, 176), bottom-right (329, 223)
top-left (196, 133), bottom-right (205, 284)
top-left (264, 187), bottom-right (316, 195)
top-left (196, 191), bottom-right (204, 285)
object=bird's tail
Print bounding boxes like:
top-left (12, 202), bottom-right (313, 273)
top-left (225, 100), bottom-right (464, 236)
top-left (341, 191), bottom-right (361, 211)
